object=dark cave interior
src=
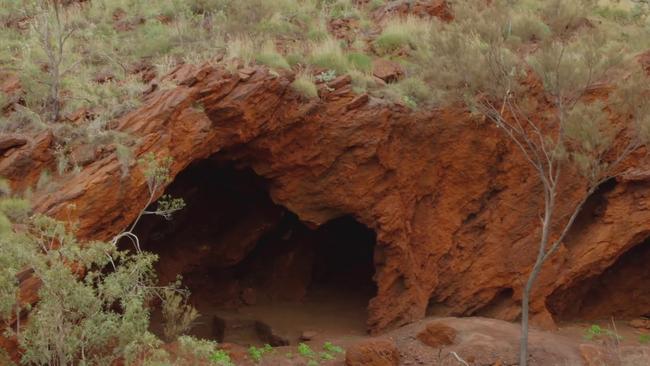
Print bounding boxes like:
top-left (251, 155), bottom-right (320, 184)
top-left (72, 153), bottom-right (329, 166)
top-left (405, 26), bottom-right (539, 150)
top-left (134, 157), bottom-right (377, 345)
top-left (546, 238), bottom-right (650, 322)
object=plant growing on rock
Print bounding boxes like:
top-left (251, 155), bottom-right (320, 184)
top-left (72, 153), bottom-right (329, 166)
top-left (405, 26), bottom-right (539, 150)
top-left (291, 73), bottom-right (319, 99)
top-left (0, 155), bottom-right (194, 365)
top-left (425, 1), bottom-right (650, 365)
top-left (26, 0), bottom-right (78, 122)
top-left (248, 343), bottom-right (273, 364)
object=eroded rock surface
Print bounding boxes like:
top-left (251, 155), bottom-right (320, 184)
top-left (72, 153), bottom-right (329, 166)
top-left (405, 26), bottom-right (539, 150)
top-left (2, 62), bottom-right (650, 340)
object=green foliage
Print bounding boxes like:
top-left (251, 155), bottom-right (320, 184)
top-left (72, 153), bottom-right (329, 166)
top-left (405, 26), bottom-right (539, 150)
top-left (639, 333), bottom-right (650, 344)
top-left (298, 342), bottom-right (315, 358)
top-left (255, 41), bottom-right (291, 69)
top-left (0, 152), bottom-right (193, 365)
top-left (315, 69), bottom-right (337, 83)
top-left (161, 287), bottom-right (199, 341)
top-left (291, 74), bottom-right (319, 99)
top-left (509, 11), bottom-right (552, 42)
top-left (177, 335), bottom-right (216, 357)
top-left (248, 344), bottom-right (273, 363)
top-left (349, 70), bottom-right (377, 94)
top-left (374, 16), bottom-right (431, 55)
top-left (328, 0), bottom-right (360, 19)
top-left (584, 324), bottom-right (622, 341)
top-left (309, 38), bottom-right (350, 74)
top-left (138, 153), bottom-right (174, 193)
top-left (0, 207), bottom-right (162, 365)
top-left (323, 341), bottom-right (344, 354)
top-left (347, 52), bottom-right (372, 73)
top-left (210, 349), bottom-right (235, 366)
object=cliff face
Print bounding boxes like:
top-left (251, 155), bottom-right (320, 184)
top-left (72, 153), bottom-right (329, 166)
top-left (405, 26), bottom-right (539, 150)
top-left (2, 63), bottom-right (650, 334)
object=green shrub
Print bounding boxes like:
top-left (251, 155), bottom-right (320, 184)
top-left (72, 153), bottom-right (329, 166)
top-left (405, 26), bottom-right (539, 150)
top-left (315, 70), bottom-right (337, 83)
top-left (134, 20), bottom-right (176, 58)
top-left (584, 324), bottom-right (622, 341)
top-left (329, 0), bottom-right (360, 19)
top-left (257, 12), bottom-right (299, 35)
top-left (298, 343), bottom-right (315, 358)
top-left (248, 344), bottom-right (273, 363)
top-left (595, 6), bottom-right (632, 23)
top-left (639, 333), bottom-right (650, 344)
top-left (291, 74), bottom-right (319, 99)
top-left (255, 41), bottom-right (291, 69)
top-left (161, 288), bottom-right (199, 341)
top-left (510, 12), bottom-right (551, 42)
top-left (226, 36), bottom-right (255, 66)
top-left (309, 38), bottom-right (350, 74)
top-left (0, 157), bottom-right (191, 365)
top-left (374, 16), bottom-right (431, 55)
top-left (323, 341), bottom-right (344, 354)
top-left (349, 70), bottom-right (376, 93)
top-left (210, 349), bottom-right (235, 366)
top-left (307, 21), bottom-right (329, 41)
top-left (347, 52), bottom-right (373, 73)
top-left (286, 53), bottom-right (304, 67)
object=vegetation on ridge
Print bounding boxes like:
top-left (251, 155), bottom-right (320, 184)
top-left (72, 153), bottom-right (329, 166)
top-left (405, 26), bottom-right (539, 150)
top-left (1, 0), bottom-right (650, 365)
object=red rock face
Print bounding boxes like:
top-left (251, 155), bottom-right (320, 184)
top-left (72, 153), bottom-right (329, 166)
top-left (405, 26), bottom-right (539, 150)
top-left (2, 64), bottom-right (650, 341)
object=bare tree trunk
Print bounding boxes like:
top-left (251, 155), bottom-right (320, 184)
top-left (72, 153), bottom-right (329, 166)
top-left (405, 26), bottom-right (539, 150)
top-left (520, 186), bottom-right (554, 366)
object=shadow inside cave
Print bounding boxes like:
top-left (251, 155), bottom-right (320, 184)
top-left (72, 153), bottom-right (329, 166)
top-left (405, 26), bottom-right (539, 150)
top-left (131, 157), bottom-right (377, 346)
top-left (546, 238), bottom-right (650, 323)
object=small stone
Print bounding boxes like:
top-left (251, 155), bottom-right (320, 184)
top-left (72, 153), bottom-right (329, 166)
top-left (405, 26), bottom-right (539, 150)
top-left (346, 94), bottom-right (369, 111)
top-left (0, 134), bottom-right (27, 152)
top-left (630, 318), bottom-right (650, 330)
top-left (416, 322), bottom-right (457, 348)
top-left (345, 338), bottom-right (399, 366)
top-left (327, 75), bottom-right (352, 90)
top-left (300, 330), bottom-right (318, 341)
top-left (372, 59), bottom-right (405, 83)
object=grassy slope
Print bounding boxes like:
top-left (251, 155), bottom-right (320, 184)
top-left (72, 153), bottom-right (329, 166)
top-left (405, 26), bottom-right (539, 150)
top-left (0, 0), bottom-right (648, 181)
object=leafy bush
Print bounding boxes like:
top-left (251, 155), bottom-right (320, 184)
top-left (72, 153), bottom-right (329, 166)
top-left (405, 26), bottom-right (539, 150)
top-left (161, 287), bottom-right (199, 342)
top-left (0, 156), bottom-right (193, 365)
top-left (226, 36), bottom-right (255, 66)
top-left (315, 69), bottom-right (337, 83)
top-left (584, 324), bottom-right (622, 341)
top-left (210, 349), bottom-right (235, 366)
top-left (374, 16), bottom-right (431, 55)
top-left (291, 74), bottom-right (319, 99)
top-left (248, 343), bottom-right (273, 363)
top-left (510, 11), bottom-right (552, 42)
top-left (309, 38), bottom-right (349, 74)
top-left (298, 342), bottom-right (315, 358)
top-left (347, 52), bottom-right (372, 73)
top-left (323, 341), bottom-right (344, 354)
top-left (255, 41), bottom-right (291, 69)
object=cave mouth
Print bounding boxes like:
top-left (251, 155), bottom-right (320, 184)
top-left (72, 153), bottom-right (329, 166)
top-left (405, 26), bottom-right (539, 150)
top-left (546, 238), bottom-right (650, 323)
top-left (137, 157), bottom-right (377, 345)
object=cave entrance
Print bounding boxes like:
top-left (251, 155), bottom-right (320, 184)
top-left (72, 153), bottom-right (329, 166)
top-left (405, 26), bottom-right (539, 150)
top-left (137, 157), bottom-right (376, 345)
top-left (546, 238), bottom-right (650, 322)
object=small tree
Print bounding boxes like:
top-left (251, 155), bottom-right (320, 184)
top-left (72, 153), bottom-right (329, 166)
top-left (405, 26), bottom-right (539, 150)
top-left (0, 155), bottom-right (192, 365)
top-left (27, 0), bottom-right (78, 122)
top-left (424, 1), bottom-right (650, 364)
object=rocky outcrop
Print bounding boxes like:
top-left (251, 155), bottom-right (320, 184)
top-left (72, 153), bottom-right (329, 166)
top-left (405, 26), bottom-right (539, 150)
top-left (2, 60), bottom-right (650, 339)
